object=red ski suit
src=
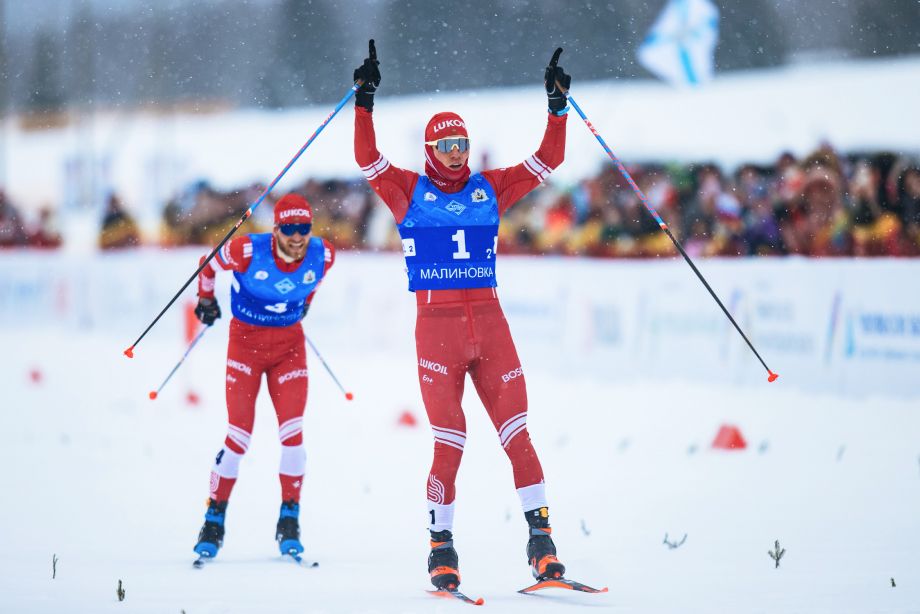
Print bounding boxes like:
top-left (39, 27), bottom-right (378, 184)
top-left (355, 106), bottom-right (567, 526)
top-left (197, 234), bottom-right (335, 502)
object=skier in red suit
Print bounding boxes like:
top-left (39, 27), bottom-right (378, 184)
top-left (191, 193), bottom-right (335, 563)
top-left (352, 41), bottom-right (571, 589)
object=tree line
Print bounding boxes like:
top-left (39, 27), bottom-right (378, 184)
top-left (1, 0), bottom-right (917, 115)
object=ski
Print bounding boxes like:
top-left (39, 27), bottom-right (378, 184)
top-left (428, 588), bottom-right (485, 606)
top-left (285, 551), bottom-right (319, 568)
top-left (192, 555), bottom-right (212, 569)
top-left (518, 577), bottom-right (608, 594)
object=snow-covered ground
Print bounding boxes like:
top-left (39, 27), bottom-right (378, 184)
top-left (2, 317), bottom-right (918, 612)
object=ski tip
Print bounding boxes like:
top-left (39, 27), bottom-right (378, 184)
top-left (123, 346), bottom-right (134, 358)
top-left (428, 589), bottom-right (484, 605)
top-left (768, 371), bottom-right (779, 382)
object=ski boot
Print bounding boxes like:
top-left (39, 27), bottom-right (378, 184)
top-left (276, 500), bottom-right (304, 556)
top-left (194, 498), bottom-right (228, 559)
top-left (525, 507), bottom-right (565, 580)
top-left (428, 529), bottom-right (461, 589)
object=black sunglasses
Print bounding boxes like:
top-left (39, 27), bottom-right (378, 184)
top-left (278, 223), bottom-right (312, 236)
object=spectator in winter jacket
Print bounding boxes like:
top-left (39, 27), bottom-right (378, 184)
top-left (0, 190), bottom-right (28, 248)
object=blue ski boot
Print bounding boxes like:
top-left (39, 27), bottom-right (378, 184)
top-left (276, 500), bottom-right (304, 556)
top-left (194, 499), bottom-right (227, 559)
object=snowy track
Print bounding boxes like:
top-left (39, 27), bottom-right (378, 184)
top-left (2, 327), bottom-right (918, 612)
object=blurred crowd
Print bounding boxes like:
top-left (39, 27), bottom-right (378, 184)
top-left (0, 190), bottom-right (62, 249)
top-left (2, 144), bottom-right (920, 258)
top-left (499, 145), bottom-right (920, 258)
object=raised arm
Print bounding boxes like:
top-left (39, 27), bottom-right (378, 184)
top-left (352, 40), bottom-right (419, 223)
top-left (482, 113), bottom-right (567, 216)
top-left (482, 48), bottom-right (571, 215)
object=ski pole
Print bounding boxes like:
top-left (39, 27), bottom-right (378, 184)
top-left (148, 325), bottom-right (209, 400)
top-left (124, 80), bottom-right (365, 359)
top-left (559, 82), bottom-right (778, 383)
top-left (306, 336), bottom-right (353, 401)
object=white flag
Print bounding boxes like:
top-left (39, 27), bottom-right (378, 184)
top-left (637, 0), bottom-right (720, 87)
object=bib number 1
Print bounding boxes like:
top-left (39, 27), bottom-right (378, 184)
top-left (451, 229), bottom-right (470, 260)
top-left (452, 230), bottom-right (499, 260)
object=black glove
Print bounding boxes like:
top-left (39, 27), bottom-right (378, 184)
top-left (195, 297), bottom-right (221, 326)
top-left (544, 48), bottom-right (571, 115)
top-left (353, 39), bottom-right (381, 112)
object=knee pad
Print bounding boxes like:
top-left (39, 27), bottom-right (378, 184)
top-left (280, 443), bottom-right (306, 477)
top-left (211, 445), bottom-right (244, 479)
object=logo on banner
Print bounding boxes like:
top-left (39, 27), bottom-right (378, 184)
top-left (844, 309), bottom-right (920, 362)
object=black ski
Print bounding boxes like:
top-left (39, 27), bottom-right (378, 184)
top-left (192, 555), bottom-right (211, 569)
top-left (192, 553), bottom-right (319, 568)
top-left (285, 551), bottom-right (319, 568)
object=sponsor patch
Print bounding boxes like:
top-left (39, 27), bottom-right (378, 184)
top-left (501, 366), bottom-right (523, 383)
top-left (471, 188), bottom-right (488, 202)
top-left (303, 270), bottom-right (316, 284)
top-left (433, 118), bottom-right (466, 133)
top-left (445, 201), bottom-right (466, 215)
top-left (419, 358), bottom-right (448, 375)
top-left (254, 270), bottom-right (269, 280)
top-left (424, 191), bottom-right (437, 202)
top-left (279, 208), bottom-right (311, 221)
top-left (277, 368), bottom-right (308, 385)
top-left (227, 359), bottom-right (252, 376)
top-left (274, 278), bottom-right (296, 294)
